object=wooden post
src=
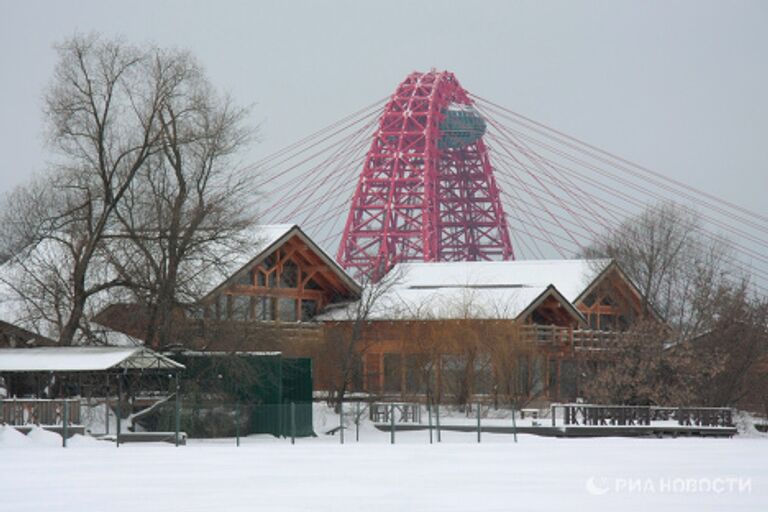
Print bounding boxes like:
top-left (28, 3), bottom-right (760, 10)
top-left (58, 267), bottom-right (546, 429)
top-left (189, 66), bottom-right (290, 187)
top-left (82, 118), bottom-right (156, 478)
top-left (340, 401), bottom-right (344, 445)
top-left (436, 402), bottom-right (441, 443)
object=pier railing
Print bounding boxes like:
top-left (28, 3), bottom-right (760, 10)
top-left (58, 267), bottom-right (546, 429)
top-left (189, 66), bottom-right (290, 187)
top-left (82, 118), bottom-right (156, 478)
top-left (552, 403), bottom-right (733, 427)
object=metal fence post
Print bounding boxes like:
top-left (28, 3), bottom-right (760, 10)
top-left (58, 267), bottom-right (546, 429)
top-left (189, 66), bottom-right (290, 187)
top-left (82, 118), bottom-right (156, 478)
top-left (116, 376), bottom-right (121, 448)
top-left (355, 401), bottom-right (360, 442)
top-left (291, 402), bottom-right (296, 445)
top-left (390, 403), bottom-right (395, 444)
top-left (477, 402), bottom-right (481, 443)
top-left (236, 402), bottom-right (241, 447)
top-left (428, 401), bottom-right (433, 444)
top-left (436, 402), bottom-right (441, 443)
top-left (174, 372), bottom-right (181, 447)
top-left (340, 402), bottom-right (344, 445)
top-left (62, 400), bottom-right (69, 448)
top-left (511, 404), bottom-right (518, 443)
top-left (105, 374), bottom-right (110, 436)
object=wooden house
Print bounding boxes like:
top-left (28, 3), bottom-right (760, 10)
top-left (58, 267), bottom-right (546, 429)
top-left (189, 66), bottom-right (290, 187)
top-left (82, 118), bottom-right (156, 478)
top-left (318, 259), bottom-right (653, 404)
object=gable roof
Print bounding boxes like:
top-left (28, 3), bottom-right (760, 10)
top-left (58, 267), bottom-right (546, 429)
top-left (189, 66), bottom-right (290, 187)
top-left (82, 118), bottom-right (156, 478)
top-left (0, 346), bottom-right (184, 372)
top-left (317, 259), bottom-right (603, 322)
top-left (387, 259), bottom-right (612, 303)
top-left (197, 224), bottom-right (361, 301)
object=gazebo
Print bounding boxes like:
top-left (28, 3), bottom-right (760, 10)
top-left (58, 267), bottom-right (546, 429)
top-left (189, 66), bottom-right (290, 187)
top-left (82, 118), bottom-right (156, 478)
top-left (0, 346), bottom-right (185, 446)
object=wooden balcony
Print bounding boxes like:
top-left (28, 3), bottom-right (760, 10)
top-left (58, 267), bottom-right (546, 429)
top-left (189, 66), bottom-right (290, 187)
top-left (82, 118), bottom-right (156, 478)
top-left (519, 326), bottom-right (637, 352)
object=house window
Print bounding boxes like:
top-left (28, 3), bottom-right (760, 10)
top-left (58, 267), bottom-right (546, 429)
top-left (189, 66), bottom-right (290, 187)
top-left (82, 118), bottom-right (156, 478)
top-left (530, 356), bottom-right (544, 396)
top-left (262, 253), bottom-right (277, 270)
top-left (300, 299), bottom-right (317, 322)
top-left (305, 278), bottom-right (322, 290)
top-left (618, 314), bottom-right (631, 331)
top-left (257, 271), bottom-right (266, 287)
top-left (599, 314), bottom-right (615, 331)
top-left (235, 271), bottom-right (252, 286)
top-left (216, 295), bottom-right (227, 320)
top-left (231, 295), bottom-right (250, 320)
top-left (383, 353), bottom-right (402, 393)
top-left (548, 359), bottom-right (558, 398)
top-left (441, 354), bottom-right (469, 399)
top-left (254, 296), bottom-right (274, 321)
top-left (280, 260), bottom-right (298, 288)
top-left (278, 298), bottom-right (297, 322)
top-left (560, 360), bottom-right (578, 401)
top-left (516, 355), bottom-right (529, 395)
top-left (474, 354), bottom-right (493, 395)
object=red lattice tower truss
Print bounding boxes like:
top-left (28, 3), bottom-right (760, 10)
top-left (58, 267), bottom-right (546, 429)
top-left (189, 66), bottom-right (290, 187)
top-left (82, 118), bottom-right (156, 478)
top-left (337, 70), bottom-right (514, 279)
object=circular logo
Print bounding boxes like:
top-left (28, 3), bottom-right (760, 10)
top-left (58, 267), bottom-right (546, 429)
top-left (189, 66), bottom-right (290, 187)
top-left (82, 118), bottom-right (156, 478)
top-left (586, 476), bottom-right (610, 496)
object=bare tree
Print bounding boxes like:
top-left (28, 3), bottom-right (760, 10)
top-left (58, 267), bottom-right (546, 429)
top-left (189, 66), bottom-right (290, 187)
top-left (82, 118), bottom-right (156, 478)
top-left (321, 268), bottom-right (403, 411)
top-left (0, 35), bottom-right (255, 346)
top-left (691, 283), bottom-right (768, 411)
top-left (584, 202), bottom-right (734, 338)
top-left (579, 319), bottom-right (725, 405)
top-left (36, 35), bottom-right (182, 344)
top-left (105, 49), bottom-right (254, 349)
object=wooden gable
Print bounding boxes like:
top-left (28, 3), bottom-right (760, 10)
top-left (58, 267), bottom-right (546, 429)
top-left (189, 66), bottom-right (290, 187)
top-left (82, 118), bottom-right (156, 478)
top-left (518, 285), bottom-right (585, 328)
top-left (574, 263), bottom-right (651, 331)
top-left (202, 231), bottom-right (360, 323)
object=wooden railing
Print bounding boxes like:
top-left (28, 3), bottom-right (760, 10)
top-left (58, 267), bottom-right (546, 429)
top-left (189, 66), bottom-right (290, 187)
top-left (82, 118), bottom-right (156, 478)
top-left (0, 399), bottom-right (81, 426)
top-left (552, 403), bottom-right (733, 427)
top-left (519, 325), bottom-right (571, 345)
top-left (519, 326), bottom-right (638, 351)
top-left (572, 330), bottom-right (628, 350)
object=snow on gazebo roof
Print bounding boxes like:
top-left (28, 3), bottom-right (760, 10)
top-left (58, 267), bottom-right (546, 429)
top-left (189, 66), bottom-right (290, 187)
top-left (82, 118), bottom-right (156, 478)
top-left (0, 346), bottom-right (184, 372)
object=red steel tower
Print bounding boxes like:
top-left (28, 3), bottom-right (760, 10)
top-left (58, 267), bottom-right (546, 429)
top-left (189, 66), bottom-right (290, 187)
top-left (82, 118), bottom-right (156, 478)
top-left (337, 70), bottom-right (514, 279)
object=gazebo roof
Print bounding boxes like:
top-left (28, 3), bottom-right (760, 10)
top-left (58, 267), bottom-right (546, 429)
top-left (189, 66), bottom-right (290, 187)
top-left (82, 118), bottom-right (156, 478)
top-left (0, 346), bottom-right (184, 372)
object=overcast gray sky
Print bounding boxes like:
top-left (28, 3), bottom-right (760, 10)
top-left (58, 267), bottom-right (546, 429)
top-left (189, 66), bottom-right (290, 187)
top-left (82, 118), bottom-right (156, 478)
top-left (1, 0), bottom-right (766, 217)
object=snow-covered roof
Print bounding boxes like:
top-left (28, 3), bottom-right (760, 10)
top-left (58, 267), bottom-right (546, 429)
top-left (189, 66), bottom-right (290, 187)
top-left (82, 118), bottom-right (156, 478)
top-left (391, 259), bottom-right (611, 303)
top-left (87, 325), bottom-right (145, 347)
top-left (317, 259), bottom-right (610, 321)
top-left (0, 346), bottom-right (184, 372)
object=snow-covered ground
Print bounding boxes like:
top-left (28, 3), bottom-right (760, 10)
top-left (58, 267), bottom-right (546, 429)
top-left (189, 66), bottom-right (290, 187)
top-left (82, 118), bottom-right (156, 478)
top-left (1, 407), bottom-right (767, 512)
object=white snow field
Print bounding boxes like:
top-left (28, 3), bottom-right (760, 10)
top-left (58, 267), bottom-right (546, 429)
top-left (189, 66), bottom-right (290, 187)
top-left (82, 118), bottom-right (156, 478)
top-left (1, 422), bottom-right (766, 512)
